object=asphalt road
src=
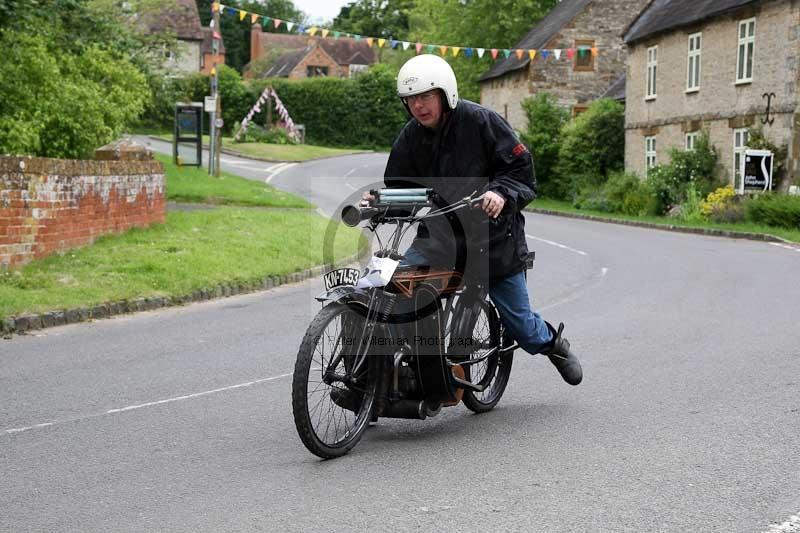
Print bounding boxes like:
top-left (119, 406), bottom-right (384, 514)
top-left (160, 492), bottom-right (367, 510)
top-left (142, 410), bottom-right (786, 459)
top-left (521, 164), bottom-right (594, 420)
top-left (2, 144), bottom-right (799, 532)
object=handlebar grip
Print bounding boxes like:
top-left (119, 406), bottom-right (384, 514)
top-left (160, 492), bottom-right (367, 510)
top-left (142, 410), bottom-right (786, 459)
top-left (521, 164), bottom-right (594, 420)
top-left (341, 205), bottom-right (379, 227)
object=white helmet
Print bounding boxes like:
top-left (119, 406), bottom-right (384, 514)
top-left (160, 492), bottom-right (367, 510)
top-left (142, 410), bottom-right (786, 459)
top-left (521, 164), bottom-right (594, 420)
top-left (396, 54), bottom-right (458, 110)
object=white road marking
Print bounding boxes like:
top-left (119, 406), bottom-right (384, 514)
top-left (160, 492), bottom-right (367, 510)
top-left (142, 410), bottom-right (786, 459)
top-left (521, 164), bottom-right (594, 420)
top-left (265, 162), bottom-right (297, 183)
top-left (526, 234), bottom-right (588, 256)
top-left (770, 243), bottom-right (800, 253)
top-left (3, 372), bottom-right (292, 436)
top-left (763, 513), bottom-right (800, 532)
top-left (345, 183), bottom-right (357, 191)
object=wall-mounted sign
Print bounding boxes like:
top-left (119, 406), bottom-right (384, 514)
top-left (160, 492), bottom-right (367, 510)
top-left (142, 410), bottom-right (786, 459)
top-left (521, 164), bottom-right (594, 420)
top-left (739, 149), bottom-right (773, 194)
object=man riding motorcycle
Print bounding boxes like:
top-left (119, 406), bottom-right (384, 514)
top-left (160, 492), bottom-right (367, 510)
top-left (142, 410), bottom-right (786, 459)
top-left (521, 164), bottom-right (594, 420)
top-left (358, 54), bottom-right (583, 388)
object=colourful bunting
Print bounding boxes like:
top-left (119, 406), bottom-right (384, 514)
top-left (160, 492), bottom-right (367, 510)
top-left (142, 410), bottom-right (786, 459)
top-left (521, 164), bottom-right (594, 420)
top-left (212, 31), bottom-right (221, 40)
top-left (490, 48), bottom-right (498, 60)
top-left (390, 39), bottom-right (398, 48)
top-left (366, 37), bottom-right (374, 47)
top-left (452, 46), bottom-right (460, 57)
top-left (212, 2), bottom-right (219, 12)
top-left (378, 38), bottom-right (386, 48)
top-left (426, 44), bottom-right (435, 53)
top-left (528, 50), bottom-right (536, 60)
top-left (402, 41), bottom-right (411, 51)
top-left (308, 27), bottom-right (318, 36)
top-left (333, 31), bottom-right (340, 38)
top-left (477, 48), bottom-right (485, 58)
top-left (591, 47), bottom-right (598, 57)
top-left (439, 45), bottom-right (448, 56)
top-left (515, 49), bottom-right (524, 60)
top-left (465, 48), bottom-right (473, 58)
top-left (567, 48), bottom-right (575, 59)
top-left (502, 49), bottom-right (511, 58)
top-left (251, 13), bottom-right (259, 24)
top-left (554, 49), bottom-right (562, 60)
top-left (322, 29), bottom-right (329, 38)
top-left (541, 50), bottom-right (549, 59)
top-left (239, 9), bottom-right (246, 21)
top-left (273, 18), bottom-right (282, 28)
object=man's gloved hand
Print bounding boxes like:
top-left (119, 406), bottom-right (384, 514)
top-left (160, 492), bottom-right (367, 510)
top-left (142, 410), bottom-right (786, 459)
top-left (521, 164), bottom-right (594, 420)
top-left (480, 190), bottom-right (505, 219)
top-left (360, 191), bottom-right (376, 207)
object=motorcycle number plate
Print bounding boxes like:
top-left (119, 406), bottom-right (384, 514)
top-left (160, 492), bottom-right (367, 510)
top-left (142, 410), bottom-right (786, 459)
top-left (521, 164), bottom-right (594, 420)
top-left (323, 268), bottom-right (361, 292)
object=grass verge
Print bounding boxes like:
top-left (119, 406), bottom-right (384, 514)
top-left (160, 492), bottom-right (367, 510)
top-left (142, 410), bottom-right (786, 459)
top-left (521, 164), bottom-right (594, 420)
top-left (530, 198), bottom-right (800, 243)
top-left (0, 208), bottom-right (366, 318)
top-left (156, 134), bottom-right (367, 161)
top-left (159, 154), bottom-right (312, 208)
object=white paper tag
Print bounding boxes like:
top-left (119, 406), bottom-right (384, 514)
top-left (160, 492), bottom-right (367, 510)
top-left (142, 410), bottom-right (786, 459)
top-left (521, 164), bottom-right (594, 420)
top-left (356, 256), bottom-right (399, 289)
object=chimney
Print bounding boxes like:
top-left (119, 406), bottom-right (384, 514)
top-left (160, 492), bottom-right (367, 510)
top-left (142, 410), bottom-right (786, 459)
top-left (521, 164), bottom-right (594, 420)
top-left (250, 24), bottom-right (261, 63)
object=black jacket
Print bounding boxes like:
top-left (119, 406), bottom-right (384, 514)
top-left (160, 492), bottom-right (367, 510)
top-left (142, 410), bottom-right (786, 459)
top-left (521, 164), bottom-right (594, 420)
top-left (384, 99), bottom-right (536, 281)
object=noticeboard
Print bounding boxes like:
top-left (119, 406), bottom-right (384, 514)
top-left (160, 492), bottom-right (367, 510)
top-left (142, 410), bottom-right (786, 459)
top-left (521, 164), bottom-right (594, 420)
top-left (174, 103), bottom-right (203, 167)
top-left (739, 149), bottom-right (773, 194)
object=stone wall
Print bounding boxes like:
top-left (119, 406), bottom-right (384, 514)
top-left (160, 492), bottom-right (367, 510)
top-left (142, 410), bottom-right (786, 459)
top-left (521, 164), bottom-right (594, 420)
top-left (625, 0), bottom-right (799, 183)
top-left (480, 0), bottom-right (650, 131)
top-left (0, 157), bottom-right (165, 269)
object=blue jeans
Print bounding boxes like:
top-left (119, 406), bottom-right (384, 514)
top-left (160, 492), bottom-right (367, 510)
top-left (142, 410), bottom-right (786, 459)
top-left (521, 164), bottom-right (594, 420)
top-left (400, 245), bottom-right (553, 355)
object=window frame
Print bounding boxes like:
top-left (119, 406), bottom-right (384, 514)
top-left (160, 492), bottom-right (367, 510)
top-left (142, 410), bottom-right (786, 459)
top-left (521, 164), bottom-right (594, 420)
top-left (573, 39), bottom-right (595, 72)
top-left (685, 131), bottom-right (700, 151)
top-left (733, 128), bottom-right (750, 187)
top-left (645, 136), bottom-right (657, 174)
top-left (736, 18), bottom-right (756, 84)
top-left (306, 65), bottom-right (329, 77)
top-left (686, 32), bottom-right (702, 92)
top-left (646, 46), bottom-right (658, 100)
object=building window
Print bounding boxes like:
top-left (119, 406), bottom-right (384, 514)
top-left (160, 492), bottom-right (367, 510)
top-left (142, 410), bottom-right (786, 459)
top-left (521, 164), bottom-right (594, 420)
top-left (645, 136), bottom-right (657, 174)
top-left (686, 33), bottom-right (701, 92)
top-left (646, 46), bottom-right (658, 100)
top-left (307, 65), bottom-right (328, 77)
top-left (573, 39), bottom-right (595, 71)
top-left (685, 132), bottom-right (699, 151)
top-left (736, 18), bottom-right (755, 83)
top-left (349, 64), bottom-right (368, 77)
top-left (733, 128), bottom-right (750, 187)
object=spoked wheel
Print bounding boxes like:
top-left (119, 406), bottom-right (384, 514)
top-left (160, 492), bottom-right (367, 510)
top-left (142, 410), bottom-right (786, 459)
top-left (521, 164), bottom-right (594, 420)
top-left (292, 303), bottom-right (379, 459)
top-left (460, 299), bottom-right (513, 413)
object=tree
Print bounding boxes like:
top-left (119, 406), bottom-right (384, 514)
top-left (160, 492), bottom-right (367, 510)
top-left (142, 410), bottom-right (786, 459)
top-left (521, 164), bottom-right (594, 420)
top-left (520, 93), bottom-right (569, 198)
top-left (332, 0), bottom-right (413, 39)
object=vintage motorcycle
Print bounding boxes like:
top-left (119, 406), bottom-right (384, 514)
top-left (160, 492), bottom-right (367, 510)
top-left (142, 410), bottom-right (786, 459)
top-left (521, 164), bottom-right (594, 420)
top-left (291, 188), bottom-right (533, 459)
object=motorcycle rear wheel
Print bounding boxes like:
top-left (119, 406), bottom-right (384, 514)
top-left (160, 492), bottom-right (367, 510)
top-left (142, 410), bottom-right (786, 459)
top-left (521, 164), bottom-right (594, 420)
top-left (292, 303), bottom-right (378, 459)
top-left (460, 300), bottom-right (513, 413)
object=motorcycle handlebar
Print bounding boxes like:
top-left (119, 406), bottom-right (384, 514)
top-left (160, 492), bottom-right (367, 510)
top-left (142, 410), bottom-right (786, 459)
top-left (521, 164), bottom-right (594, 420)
top-left (341, 205), bottom-right (379, 227)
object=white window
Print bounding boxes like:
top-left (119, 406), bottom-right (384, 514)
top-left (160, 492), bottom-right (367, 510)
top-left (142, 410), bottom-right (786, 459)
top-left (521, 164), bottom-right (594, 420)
top-left (645, 136), bottom-right (657, 174)
top-left (736, 18), bottom-right (755, 83)
top-left (733, 128), bottom-right (750, 187)
top-left (687, 33), bottom-right (701, 91)
top-left (349, 64), bottom-right (368, 77)
top-left (685, 132), bottom-right (699, 151)
top-left (646, 46), bottom-right (658, 99)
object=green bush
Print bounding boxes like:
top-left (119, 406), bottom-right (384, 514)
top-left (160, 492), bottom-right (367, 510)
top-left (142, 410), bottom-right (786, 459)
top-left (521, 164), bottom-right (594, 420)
top-left (236, 124), bottom-right (295, 145)
top-left (573, 171), bottom-right (657, 216)
top-left (745, 193), bottom-right (800, 228)
top-left (0, 30), bottom-right (149, 159)
top-left (557, 98), bottom-right (625, 199)
top-left (645, 132), bottom-right (722, 215)
top-left (519, 93), bottom-right (569, 199)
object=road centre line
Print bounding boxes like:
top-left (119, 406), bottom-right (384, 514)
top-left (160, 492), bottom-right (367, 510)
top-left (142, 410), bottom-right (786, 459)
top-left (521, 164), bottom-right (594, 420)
top-left (3, 373), bottom-right (292, 436)
top-left (526, 234), bottom-right (588, 256)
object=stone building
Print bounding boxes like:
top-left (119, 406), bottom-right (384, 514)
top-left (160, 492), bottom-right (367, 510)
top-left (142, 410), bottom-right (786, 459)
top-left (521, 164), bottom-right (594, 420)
top-left (248, 27), bottom-right (376, 79)
top-left (623, 0), bottom-right (799, 188)
top-left (479, 0), bottom-right (650, 131)
top-left (143, 0), bottom-right (224, 74)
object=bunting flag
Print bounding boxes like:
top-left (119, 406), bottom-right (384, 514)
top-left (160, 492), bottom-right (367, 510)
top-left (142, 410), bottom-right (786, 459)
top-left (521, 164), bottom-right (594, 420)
top-left (235, 87), bottom-right (300, 143)
top-left (212, 31), bottom-right (221, 40)
top-left (217, 5), bottom-right (610, 66)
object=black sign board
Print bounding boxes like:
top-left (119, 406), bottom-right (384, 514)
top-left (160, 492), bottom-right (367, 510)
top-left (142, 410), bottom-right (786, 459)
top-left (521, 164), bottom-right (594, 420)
top-left (740, 149), bottom-right (773, 193)
top-left (174, 103), bottom-right (203, 167)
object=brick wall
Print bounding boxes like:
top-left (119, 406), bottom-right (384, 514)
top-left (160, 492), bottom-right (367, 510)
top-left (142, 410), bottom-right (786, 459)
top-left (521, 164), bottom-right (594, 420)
top-left (290, 45), bottom-right (347, 78)
top-left (625, 0), bottom-right (798, 183)
top-left (0, 156), bottom-right (165, 269)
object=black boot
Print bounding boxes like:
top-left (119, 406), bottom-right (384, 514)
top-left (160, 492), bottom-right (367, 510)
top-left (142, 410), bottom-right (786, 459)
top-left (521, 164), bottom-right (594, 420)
top-left (544, 322), bottom-right (583, 386)
top-left (329, 387), bottom-right (360, 412)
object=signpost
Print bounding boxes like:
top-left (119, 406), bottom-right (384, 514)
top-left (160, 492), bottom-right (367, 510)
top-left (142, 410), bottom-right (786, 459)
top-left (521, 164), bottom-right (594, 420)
top-left (738, 149), bottom-right (774, 194)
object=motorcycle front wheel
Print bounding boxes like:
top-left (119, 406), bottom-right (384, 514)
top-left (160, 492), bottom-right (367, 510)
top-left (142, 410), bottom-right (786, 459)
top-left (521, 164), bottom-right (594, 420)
top-left (292, 303), bottom-right (379, 459)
